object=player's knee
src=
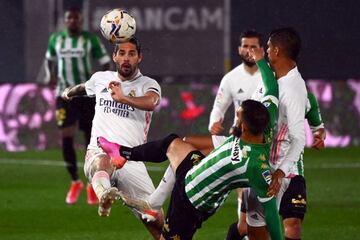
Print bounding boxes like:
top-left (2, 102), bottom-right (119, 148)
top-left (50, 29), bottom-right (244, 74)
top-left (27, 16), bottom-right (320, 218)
top-left (284, 218), bottom-right (302, 238)
top-left (89, 153), bottom-right (114, 177)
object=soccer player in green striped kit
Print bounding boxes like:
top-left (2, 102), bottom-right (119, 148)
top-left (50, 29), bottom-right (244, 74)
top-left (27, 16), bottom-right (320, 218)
top-left (45, 7), bottom-right (111, 205)
top-left (98, 48), bottom-right (283, 240)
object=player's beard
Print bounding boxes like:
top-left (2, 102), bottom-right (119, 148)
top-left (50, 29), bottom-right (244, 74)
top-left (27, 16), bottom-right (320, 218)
top-left (116, 62), bottom-right (136, 78)
top-left (230, 125), bottom-right (242, 138)
top-left (240, 53), bottom-right (256, 67)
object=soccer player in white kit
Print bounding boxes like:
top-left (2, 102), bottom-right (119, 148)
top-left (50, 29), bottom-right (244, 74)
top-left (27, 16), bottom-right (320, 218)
top-left (209, 30), bottom-right (263, 135)
top-left (250, 27), bottom-right (308, 240)
top-left (61, 37), bottom-right (164, 239)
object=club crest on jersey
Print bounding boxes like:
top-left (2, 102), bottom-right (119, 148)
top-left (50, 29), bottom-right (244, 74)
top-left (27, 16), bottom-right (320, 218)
top-left (128, 90), bottom-right (136, 97)
top-left (262, 170), bottom-right (272, 185)
top-left (190, 153), bottom-right (202, 165)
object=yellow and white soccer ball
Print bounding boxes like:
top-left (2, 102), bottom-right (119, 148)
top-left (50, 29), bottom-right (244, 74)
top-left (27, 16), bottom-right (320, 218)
top-left (100, 9), bottom-right (136, 43)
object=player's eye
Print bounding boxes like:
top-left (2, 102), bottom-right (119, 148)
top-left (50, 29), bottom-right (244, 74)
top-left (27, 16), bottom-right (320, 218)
top-left (129, 51), bottom-right (137, 57)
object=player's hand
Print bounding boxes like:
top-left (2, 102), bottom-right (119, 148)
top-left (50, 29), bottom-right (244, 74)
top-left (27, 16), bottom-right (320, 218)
top-left (61, 87), bottom-right (72, 101)
top-left (267, 169), bottom-right (285, 197)
top-left (209, 119), bottom-right (224, 135)
top-left (249, 47), bottom-right (265, 62)
top-left (108, 80), bottom-right (126, 102)
top-left (312, 128), bottom-right (326, 150)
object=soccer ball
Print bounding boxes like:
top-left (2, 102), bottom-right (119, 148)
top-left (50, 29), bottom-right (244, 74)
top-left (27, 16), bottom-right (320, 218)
top-left (100, 9), bottom-right (136, 44)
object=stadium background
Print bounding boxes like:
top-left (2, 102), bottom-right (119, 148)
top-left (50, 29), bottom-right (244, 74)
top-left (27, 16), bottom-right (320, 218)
top-left (0, 0), bottom-right (359, 239)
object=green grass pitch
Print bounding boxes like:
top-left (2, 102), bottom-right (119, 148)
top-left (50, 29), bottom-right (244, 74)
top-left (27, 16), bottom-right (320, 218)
top-left (0, 147), bottom-right (359, 239)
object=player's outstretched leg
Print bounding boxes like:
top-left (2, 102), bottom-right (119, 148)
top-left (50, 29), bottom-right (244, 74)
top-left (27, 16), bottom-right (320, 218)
top-left (98, 187), bottom-right (121, 217)
top-left (97, 137), bottom-right (127, 169)
top-left (98, 134), bottom-right (179, 164)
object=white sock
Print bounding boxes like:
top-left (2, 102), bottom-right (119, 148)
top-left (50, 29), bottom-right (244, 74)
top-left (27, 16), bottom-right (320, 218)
top-left (148, 165), bottom-right (175, 210)
top-left (91, 171), bottom-right (111, 200)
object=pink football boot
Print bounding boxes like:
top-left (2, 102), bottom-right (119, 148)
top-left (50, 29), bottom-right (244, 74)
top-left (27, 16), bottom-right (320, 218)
top-left (97, 137), bottom-right (127, 169)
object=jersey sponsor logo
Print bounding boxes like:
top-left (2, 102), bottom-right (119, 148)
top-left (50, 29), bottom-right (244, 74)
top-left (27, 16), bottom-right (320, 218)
top-left (59, 48), bottom-right (85, 58)
top-left (231, 137), bottom-right (241, 162)
top-left (99, 98), bottom-right (135, 111)
top-left (291, 195), bottom-right (307, 206)
top-left (99, 98), bottom-right (135, 117)
top-left (262, 170), bottom-right (272, 185)
top-left (231, 139), bottom-right (250, 164)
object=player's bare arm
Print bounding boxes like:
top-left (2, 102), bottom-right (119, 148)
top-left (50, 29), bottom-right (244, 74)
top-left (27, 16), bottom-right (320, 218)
top-left (61, 83), bottom-right (87, 101)
top-left (312, 128), bottom-right (326, 150)
top-left (108, 80), bottom-right (159, 111)
top-left (267, 169), bottom-right (285, 197)
top-left (45, 59), bottom-right (57, 89)
top-left (209, 119), bottom-right (224, 135)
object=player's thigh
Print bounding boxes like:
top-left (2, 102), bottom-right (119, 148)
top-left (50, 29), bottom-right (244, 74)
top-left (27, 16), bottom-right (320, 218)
top-left (112, 161), bottom-right (155, 198)
top-left (247, 225), bottom-right (269, 240)
top-left (56, 97), bottom-right (77, 136)
top-left (279, 176), bottom-right (307, 221)
top-left (182, 135), bottom-right (213, 151)
top-left (77, 97), bottom-right (95, 132)
top-left (167, 138), bottom-right (196, 171)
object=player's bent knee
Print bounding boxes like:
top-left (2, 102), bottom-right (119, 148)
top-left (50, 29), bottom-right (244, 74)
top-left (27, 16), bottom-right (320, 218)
top-left (167, 139), bottom-right (196, 167)
top-left (88, 153), bottom-right (114, 178)
top-left (283, 218), bottom-right (302, 238)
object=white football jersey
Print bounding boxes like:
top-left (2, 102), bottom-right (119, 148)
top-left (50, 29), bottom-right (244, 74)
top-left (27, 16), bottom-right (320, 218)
top-left (209, 63), bottom-right (261, 129)
top-left (251, 67), bottom-right (307, 177)
top-left (85, 70), bottom-right (161, 149)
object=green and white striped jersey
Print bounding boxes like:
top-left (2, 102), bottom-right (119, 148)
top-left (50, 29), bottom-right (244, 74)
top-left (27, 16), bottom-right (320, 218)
top-left (46, 30), bottom-right (110, 95)
top-left (185, 97), bottom-right (278, 213)
top-left (185, 59), bottom-right (279, 213)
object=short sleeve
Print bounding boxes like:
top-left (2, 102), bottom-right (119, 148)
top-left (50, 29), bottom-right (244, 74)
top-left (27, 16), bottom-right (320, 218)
top-left (45, 33), bottom-right (58, 61)
top-left (143, 78), bottom-right (161, 99)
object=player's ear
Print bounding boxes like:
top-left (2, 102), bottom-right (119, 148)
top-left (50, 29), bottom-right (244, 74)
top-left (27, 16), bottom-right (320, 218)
top-left (112, 52), bottom-right (117, 62)
top-left (274, 46), bottom-right (280, 56)
top-left (241, 122), bottom-right (247, 133)
top-left (138, 53), bottom-right (143, 63)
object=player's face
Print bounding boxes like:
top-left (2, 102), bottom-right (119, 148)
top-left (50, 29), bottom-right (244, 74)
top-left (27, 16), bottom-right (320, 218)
top-left (64, 11), bottom-right (82, 34)
top-left (238, 37), bottom-right (261, 67)
top-left (266, 40), bottom-right (278, 67)
top-left (113, 42), bottom-right (142, 79)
